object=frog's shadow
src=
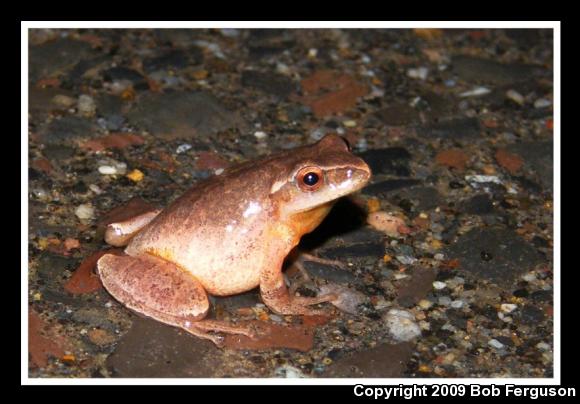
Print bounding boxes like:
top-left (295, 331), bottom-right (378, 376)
top-left (298, 197), bottom-right (368, 251)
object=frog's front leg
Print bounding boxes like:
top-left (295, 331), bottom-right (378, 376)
top-left (104, 209), bottom-right (162, 247)
top-left (97, 253), bottom-right (255, 347)
top-left (260, 261), bottom-right (338, 316)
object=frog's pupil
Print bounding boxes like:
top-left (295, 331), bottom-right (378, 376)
top-left (303, 172), bottom-right (319, 186)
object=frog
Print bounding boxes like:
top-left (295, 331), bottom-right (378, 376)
top-left (97, 134), bottom-right (371, 346)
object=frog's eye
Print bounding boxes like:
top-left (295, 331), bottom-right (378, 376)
top-left (297, 166), bottom-right (323, 191)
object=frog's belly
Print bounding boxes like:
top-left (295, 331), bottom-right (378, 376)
top-left (187, 264), bottom-right (262, 296)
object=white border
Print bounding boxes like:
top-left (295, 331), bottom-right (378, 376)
top-left (22, 21), bottom-right (560, 386)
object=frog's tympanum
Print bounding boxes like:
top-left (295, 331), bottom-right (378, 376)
top-left (97, 134), bottom-right (371, 346)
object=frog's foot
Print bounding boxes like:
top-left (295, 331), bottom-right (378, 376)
top-left (97, 253), bottom-right (254, 347)
top-left (264, 292), bottom-right (339, 316)
top-left (104, 209), bottom-right (162, 247)
top-left (187, 319), bottom-right (257, 339)
top-left (299, 252), bottom-right (347, 270)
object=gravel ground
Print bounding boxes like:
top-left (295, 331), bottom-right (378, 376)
top-left (27, 28), bottom-right (554, 378)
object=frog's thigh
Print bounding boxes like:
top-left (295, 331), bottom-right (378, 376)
top-left (98, 253), bottom-right (210, 322)
top-left (97, 254), bottom-right (255, 345)
top-left (104, 209), bottom-right (162, 247)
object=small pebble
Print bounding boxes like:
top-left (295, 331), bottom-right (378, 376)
top-left (407, 67), bottom-right (429, 80)
top-left (78, 94), bottom-right (97, 117)
top-left (534, 98), bottom-right (552, 109)
top-left (52, 94), bottom-right (76, 108)
top-left (127, 169), bottom-right (144, 182)
top-left (254, 131), bottom-right (267, 140)
top-left (444, 79), bottom-right (456, 87)
top-left (465, 175), bottom-right (502, 186)
top-left (396, 255), bottom-right (417, 265)
top-left (274, 365), bottom-right (307, 378)
top-left (342, 120), bottom-right (357, 128)
top-left (434, 253), bottom-right (445, 261)
top-left (176, 144), bottom-right (192, 154)
top-left (418, 299), bottom-right (433, 310)
top-left (98, 161), bottom-right (127, 175)
top-left (384, 309), bottom-right (421, 342)
top-left (99, 166), bottom-right (119, 175)
top-left (500, 303), bottom-right (517, 313)
top-left (433, 281), bottom-right (447, 290)
top-left (498, 312), bottom-right (513, 323)
top-left (536, 341), bottom-right (551, 351)
top-left (488, 339), bottom-right (505, 350)
top-left (506, 89), bottom-right (525, 105)
top-left (75, 204), bottom-right (95, 220)
top-left (459, 87), bottom-right (491, 97)
top-left (522, 273), bottom-right (537, 282)
top-left (89, 184), bottom-right (102, 194)
top-left (438, 296), bottom-right (452, 306)
top-left (451, 300), bottom-right (465, 309)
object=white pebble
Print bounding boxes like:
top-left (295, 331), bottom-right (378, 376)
top-left (393, 273), bottom-right (409, 280)
top-left (78, 95), bottom-right (96, 116)
top-left (75, 204), bottom-right (95, 220)
top-left (534, 98), bottom-right (552, 109)
top-left (396, 255), bottom-right (417, 265)
top-left (433, 281), bottom-right (447, 290)
top-left (254, 131), bottom-right (267, 140)
top-left (98, 161), bottom-right (127, 175)
top-left (498, 312), bottom-right (513, 323)
top-left (89, 184), bottom-right (102, 194)
top-left (506, 89), bottom-right (525, 105)
top-left (384, 309), bottom-right (421, 342)
top-left (98, 165), bottom-right (118, 175)
top-left (536, 341), bottom-right (551, 351)
top-left (343, 120), bottom-right (357, 128)
top-left (434, 253), bottom-right (445, 261)
top-left (451, 300), bottom-right (465, 309)
top-left (176, 143), bottom-right (192, 154)
top-left (465, 175), bottom-right (502, 186)
top-left (488, 339), bottom-right (505, 349)
top-left (276, 63), bottom-right (290, 75)
top-left (308, 48), bottom-right (318, 58)
top-left (500, 303), bottom-right (518, 313)
top-left (459, 86), bottom-right (491, 97)
top-left (407, 67), bottom-right (429, 80)
top-left (274, 365), bottom-right (307, 378)
top-left (522, 273), bottom-right (537, 282)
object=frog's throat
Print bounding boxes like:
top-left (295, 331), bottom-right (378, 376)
top-left (286, 201), bottom-right (334, 238)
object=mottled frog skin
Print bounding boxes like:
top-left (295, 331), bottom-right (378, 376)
top-left (97, 134), bottom-right (371, 346)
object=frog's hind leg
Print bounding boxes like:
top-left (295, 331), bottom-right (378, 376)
top-left (104, 209), bottom-right (162, 247)
top-left (97, 253), bottom-right (255, 346)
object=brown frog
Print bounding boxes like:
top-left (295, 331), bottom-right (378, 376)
top-left (97, 134), bottom-right (371, 346)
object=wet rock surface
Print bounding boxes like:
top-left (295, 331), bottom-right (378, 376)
top-left (444, 227), bottom-right (543, 284)
top-left (28, 28), bottom-right (553, 378)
